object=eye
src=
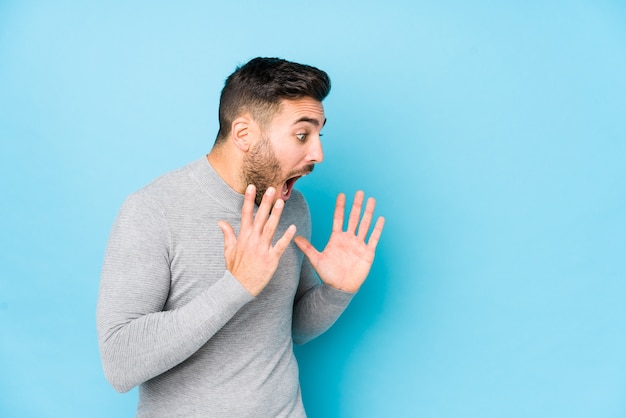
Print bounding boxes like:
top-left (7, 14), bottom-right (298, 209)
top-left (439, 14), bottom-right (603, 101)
top-left (296, 133), bottom-right (308, 142)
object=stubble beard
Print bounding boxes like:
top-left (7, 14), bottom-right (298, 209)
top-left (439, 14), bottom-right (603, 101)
top-left (242, 136), bottom-right (284, 205)
top-left (242, 136), bottom-right (315, 205)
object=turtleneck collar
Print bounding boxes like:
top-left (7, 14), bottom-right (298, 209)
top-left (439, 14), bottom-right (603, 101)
top-left (187, 155), bottom-right (245, 214)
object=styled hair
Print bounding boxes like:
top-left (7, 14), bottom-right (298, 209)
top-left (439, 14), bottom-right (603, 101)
top-left (214, 57), bottom-right (331, 144)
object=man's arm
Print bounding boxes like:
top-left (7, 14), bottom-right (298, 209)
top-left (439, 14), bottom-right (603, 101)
top-left (97, 185), bottom-right (294, 393)
top-left (292, 191), bottom-right (385, 344)
top-left (96, 192), bottom-right (253, 393)
top-left (291, 257), bottom-right (355, 344)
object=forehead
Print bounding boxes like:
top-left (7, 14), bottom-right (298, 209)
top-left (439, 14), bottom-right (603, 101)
top-left (272, 97), bottom-right (326, 127)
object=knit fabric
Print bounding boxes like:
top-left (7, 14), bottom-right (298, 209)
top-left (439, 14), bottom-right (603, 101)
top-left (96, 156), bottom-right (354, 417)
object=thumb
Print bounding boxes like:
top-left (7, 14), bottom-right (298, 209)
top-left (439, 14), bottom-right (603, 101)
top-left (294, 236), bottom-right (320, 263)
top-left (217, 220), bottom-right (236, 251)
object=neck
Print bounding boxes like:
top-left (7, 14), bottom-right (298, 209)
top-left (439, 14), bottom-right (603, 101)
top-left (207, 145), bottom-right (246, 194)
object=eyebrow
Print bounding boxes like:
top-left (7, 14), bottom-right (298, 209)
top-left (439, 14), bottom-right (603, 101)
top-left (294, 117), bottom-right (327, 127)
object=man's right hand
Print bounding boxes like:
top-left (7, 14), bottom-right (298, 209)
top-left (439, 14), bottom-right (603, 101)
top-left (218, 184), bottom-right (296, 296)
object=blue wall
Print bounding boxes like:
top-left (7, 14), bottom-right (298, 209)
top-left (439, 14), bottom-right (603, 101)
top-left (1, 1), bottom-right (625, 417)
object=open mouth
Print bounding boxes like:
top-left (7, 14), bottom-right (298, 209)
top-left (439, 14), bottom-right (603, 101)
top-left (281, 165), bottom-right (314, 201)
top-left (281, 176), bottom-right (301, 200)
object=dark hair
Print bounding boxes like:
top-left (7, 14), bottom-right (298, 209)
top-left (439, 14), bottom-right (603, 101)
top-left (215, 57), bottom-right (331, 144)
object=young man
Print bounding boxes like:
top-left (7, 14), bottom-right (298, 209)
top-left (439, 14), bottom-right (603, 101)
top-left (97, 57), bottom-right (385, 417)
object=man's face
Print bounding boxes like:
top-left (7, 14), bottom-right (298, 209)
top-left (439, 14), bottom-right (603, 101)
top-left (242, 96), bottom-right (326, 205)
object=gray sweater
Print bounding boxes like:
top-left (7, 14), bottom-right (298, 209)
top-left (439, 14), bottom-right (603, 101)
top-left (96, 157), bottom-right (354, 417)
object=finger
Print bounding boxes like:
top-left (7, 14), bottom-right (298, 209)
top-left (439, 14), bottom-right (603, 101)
top-left (366, 216), bottom-right (385, 250)
top-left (294, 235), bottom-right (320, 264)
top-left (262, 198), bottom-right (285, 241)
top-left (253, 187), bottom-right (276, 232)
top-left (332, 193), bottom-right (346, 232)
top-left (217, 220), bottom-right (237, 252)
top-left (240, 184), bottom-right (256, 232)
top-left (357, 197), bottom-right (376, 240)
top-left (272, 224), bottom-right (297, 257)
top-left (347, 190), bottom-right (365, 234)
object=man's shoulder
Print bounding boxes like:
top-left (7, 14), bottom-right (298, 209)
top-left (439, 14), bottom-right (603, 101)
top-left (135, 158), bottom-right (200, 197)
top-left (122, 158), bottom-right (201, 210)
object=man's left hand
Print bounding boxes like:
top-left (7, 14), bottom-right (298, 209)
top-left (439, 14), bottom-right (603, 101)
top-left (294, 191), bottom-right (385, 293)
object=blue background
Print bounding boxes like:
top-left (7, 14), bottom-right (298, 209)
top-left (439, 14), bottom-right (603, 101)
top-left (1, 1), bottom-right (625, 417)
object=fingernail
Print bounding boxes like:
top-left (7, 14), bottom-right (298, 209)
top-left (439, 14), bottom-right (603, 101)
top-left (246, 184), bottom-right (254, 193)
top-left (274, 199), bottom-right (284, 209)
top-left (266, 187), bottom-right (275, 195)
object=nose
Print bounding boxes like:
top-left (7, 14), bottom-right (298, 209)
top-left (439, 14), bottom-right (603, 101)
top-left (307, 136), bottom-right (324, 164)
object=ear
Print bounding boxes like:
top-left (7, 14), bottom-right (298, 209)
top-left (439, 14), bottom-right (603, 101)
top-left (231, 115), bottom-right (259, 152)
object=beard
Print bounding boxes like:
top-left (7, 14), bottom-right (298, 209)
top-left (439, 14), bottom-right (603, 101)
top-left (242, 136), bottom-right (314, 205)
top-left (242, 136), bottom-right (283, 205)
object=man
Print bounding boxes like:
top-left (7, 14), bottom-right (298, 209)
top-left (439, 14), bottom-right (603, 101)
top-left (97, 57), bottom-right (385, 417)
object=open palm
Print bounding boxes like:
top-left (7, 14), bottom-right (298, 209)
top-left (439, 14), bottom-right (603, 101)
top-left (294, 191), bottom-right (385, 293)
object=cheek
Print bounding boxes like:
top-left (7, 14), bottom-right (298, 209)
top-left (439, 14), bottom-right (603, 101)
top-left (275, 147), bottom-right (304, 168)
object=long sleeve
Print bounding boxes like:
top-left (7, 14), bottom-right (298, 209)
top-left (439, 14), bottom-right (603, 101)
top-left (290, 206), bottom-right (355, 344)
top-left (96, 158), bottom-right (317, 417)
top-left (96, 192), bottom-right (253, 393)
top-left (291, 256), bottom-right (355, 344)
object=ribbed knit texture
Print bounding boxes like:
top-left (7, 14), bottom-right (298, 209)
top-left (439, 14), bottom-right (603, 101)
top-left (96, 157), bottom-right (354, 417)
